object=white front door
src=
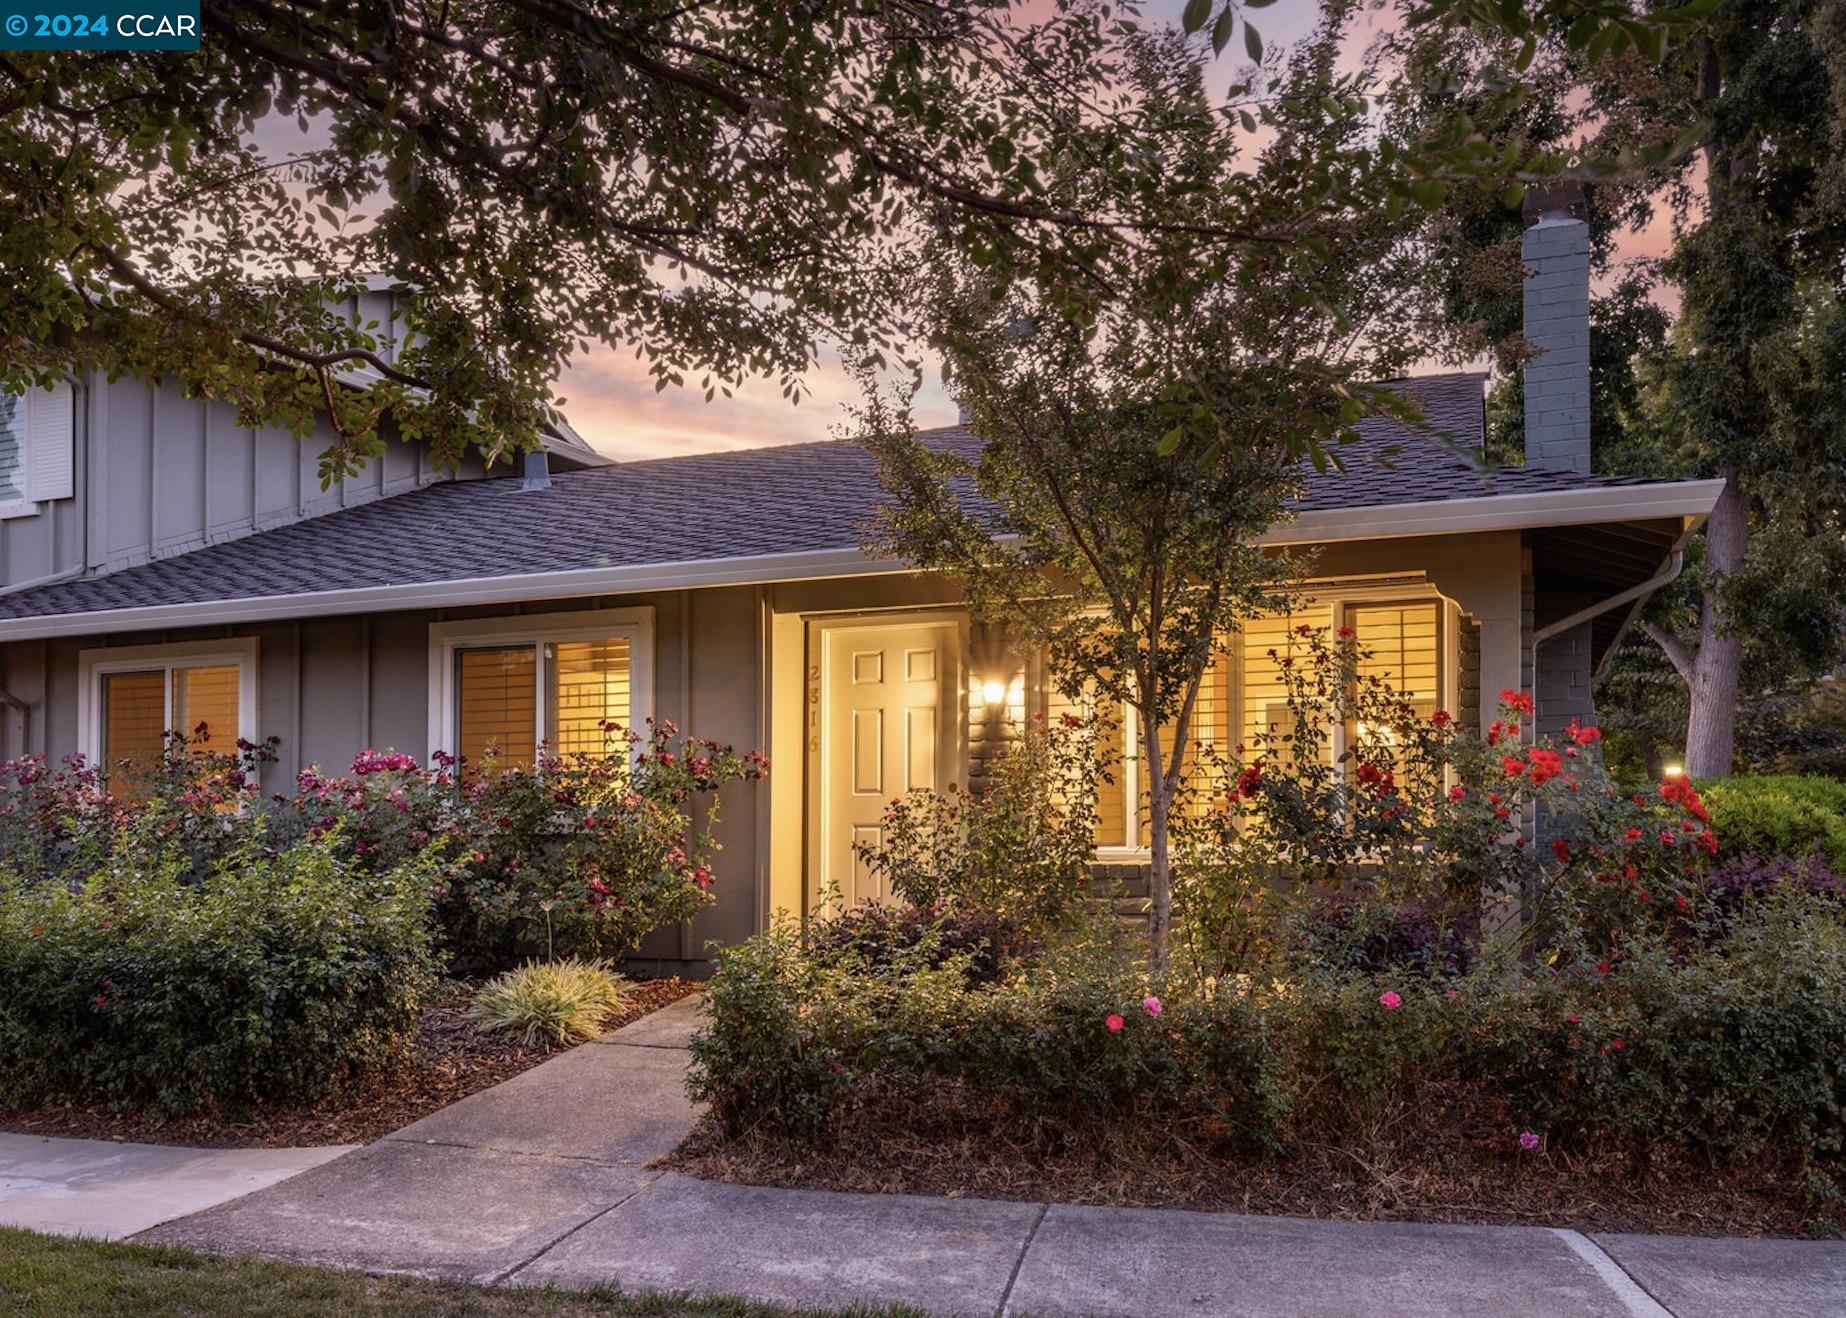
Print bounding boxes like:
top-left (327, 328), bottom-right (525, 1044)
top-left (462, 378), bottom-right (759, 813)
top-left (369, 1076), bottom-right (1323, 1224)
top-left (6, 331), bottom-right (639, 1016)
top-left (821, 619), bottom-right (961, 906)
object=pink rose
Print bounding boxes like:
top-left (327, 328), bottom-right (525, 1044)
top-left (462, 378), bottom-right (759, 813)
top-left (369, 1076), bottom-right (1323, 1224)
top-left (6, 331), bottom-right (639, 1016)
top-left (1143, 996), bottom-right (1162, 1017)
top-left (1104, 1013), bottom-right (1125, 1034)
top-left (1379, 991), bottom-right (1402, 1010)
top-left (1518, 1131), bottom-right (1541, 1151)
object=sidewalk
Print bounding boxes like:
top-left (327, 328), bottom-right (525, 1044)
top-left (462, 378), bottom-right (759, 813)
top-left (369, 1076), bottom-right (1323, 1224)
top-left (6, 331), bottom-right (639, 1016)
top-left (60, 994), bottom-right (1846, 1316)
top-left (0, 1131), bottom-right (350, 1240)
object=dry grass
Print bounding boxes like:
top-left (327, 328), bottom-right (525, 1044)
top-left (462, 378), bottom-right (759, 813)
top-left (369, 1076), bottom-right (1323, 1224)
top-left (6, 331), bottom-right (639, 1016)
top-left (668, 1072), bottom-right (1834, 1238)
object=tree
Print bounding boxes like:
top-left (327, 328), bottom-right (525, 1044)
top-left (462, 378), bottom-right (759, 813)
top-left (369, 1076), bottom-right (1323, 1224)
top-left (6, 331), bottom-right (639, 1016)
top-left (1393, 0), bottom-right (1846, 778)
top-left (4, 0), bottom-right (1672, 484)
top-left (859, 11), bottom-right (1450, 973)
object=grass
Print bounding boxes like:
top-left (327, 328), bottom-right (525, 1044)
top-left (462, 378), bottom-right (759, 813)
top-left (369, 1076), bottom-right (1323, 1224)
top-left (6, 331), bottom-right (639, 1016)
top-left (0, 1227), bottom-right (921, 1318)
top-left (470, 959), bottom-right (633, 1046)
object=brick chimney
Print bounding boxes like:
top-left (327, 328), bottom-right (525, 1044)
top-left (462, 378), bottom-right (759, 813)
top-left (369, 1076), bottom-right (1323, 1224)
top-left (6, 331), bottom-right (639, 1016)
top-left (1521, 186), bottom-right (1591, 473)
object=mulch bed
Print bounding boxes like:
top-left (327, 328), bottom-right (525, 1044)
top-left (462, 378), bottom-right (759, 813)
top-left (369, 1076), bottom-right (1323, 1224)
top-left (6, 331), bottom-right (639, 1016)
top-left (667, 1075), bottom-right (1835, 1239)
top-left (0, 976), bottom-right (699, 1150)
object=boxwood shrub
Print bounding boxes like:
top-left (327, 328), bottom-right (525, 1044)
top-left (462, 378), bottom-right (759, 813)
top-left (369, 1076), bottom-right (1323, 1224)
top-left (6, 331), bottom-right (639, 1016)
top-left (0, 830), bottom-right (439, 1114)
top-left (1701, 774), bottom-right (1846, 867)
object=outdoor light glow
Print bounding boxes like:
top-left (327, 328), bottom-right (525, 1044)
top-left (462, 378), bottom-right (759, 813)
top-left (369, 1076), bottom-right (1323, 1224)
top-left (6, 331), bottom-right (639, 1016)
top-left (1663, 763), bottom-right (1685, 777)
top-left (981, 680), bottom-right (1009, 705)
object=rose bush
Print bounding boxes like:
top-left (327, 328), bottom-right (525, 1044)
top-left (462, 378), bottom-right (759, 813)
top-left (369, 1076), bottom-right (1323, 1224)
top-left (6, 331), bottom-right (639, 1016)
top-left (269, 719), bottom-right (768, 970)
top-left (0, 720), bottom-right (767, 973)
top-left (1172, 623), bottom-right (1717, 976)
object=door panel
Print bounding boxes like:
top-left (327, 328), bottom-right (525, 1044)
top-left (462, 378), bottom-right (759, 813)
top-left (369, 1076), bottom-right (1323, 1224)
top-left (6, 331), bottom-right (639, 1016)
top-left (823, 621), bottom-right (958, 907)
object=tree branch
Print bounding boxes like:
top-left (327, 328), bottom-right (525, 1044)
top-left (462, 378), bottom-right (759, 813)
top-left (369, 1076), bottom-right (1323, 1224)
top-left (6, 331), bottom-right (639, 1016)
top-left (1639, 621), bottom-right (1696, 687)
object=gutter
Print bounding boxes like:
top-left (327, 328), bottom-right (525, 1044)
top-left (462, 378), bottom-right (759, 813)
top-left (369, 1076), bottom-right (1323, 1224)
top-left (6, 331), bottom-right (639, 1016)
top-left (0, 477), bottom-right (1726, 645)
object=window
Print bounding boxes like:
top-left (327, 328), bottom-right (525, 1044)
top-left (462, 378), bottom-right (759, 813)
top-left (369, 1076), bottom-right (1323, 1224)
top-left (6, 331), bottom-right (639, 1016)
top-left (0, 392), bottom-right (24, 504)
top-left (79, 641), bottom-right (259, 795)
top-left (1347, 601), bottom-right (1442, 774)
top-left (1049, 647), bottom-right (1232, 852)
top-left (1047, 591), bottom-right (1447, 853)
top-left (429, 609), bottom-right (653, 769)
top-left (0, 382), bottom-right (76, 516)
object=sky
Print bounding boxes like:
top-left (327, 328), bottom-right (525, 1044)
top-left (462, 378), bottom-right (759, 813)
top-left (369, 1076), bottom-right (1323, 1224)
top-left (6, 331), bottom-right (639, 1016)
top-left (543, 1), bottom-right (1672, 462)
top-left (557, 0), bottom-right (1331, 461)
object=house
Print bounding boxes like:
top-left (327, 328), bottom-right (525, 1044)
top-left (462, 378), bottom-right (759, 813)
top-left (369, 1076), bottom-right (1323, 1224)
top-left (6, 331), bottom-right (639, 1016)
top-left (0, 204), bottom-right (1722, 972)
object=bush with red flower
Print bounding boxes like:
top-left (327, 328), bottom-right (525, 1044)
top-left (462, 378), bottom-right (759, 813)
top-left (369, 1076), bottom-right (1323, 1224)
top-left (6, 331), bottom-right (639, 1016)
top-left (1171, 624), bottom-right (1720, 976)
top-left (267, 719), bottom-right (766, 970)
top-left (0, 719), bottom-right (767, 973)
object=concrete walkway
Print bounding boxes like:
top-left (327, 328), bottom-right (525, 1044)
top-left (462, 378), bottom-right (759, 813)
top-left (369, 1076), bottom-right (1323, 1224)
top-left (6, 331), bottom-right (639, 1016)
top-left (0, 1131), bottom-right (350, 1240)
top-left (121, 991), bottom-right (1846, 1317)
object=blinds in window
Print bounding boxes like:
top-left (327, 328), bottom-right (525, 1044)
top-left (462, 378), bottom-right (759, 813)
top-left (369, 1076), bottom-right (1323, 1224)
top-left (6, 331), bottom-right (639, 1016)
top-left (457, 647), bottom-right (538, 767)
top-left (102, 670), bottom-right (166, 796)
top-left (1237, 610), bottom-right (1329, 767)
top-left (1351, 603), bottom-right (1441, 713)
top-left (174, 664), bottom-right (241, 753)
top-left (549, 637), bottom-right (632, 756)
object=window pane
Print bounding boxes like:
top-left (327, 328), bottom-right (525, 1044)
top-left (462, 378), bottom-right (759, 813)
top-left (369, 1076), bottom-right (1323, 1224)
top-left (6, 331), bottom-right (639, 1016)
top-left (102, 669), bottom-right (165, 795)
top-left (1238, 609), bottom-right (1329, 769)
top-left (1351, 603), bottom-right (1441, 711)
top-left (1047, 679), bottom-right (1130, 848)
top-left (1137, 649), bottom-right (1230, 846)
top-left (1349, 603), bottom-right (1441, 769)
top-left (549, 637), bottom-right (631, 757)
top-left (173, 664), bottom-right (240, 753)
top-left (0, 392), bottom-right (22, 502)
top-left (457, 646), bottom-right (537, 767)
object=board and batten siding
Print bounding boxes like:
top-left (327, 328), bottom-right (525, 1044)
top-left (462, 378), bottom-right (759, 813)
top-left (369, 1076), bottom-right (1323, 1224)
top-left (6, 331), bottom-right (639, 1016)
top-left (0, 289), bottom-right (488, 593)
top-left (0, 370), bottom-right (485, 593)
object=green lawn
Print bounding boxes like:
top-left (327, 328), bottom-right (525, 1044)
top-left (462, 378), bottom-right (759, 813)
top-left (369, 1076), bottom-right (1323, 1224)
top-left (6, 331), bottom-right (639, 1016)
top-left (0, 1227), bottom-right (918, 1318)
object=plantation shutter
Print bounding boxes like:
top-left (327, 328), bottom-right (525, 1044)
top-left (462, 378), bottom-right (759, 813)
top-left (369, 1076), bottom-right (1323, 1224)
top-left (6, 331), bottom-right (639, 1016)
top-left (23, 380), bottom-right (75, 503)
top-left (102, 670), bottom-right (167, 796)
top-left (1236, 611), bottom-right (1329, 770)
top-left (173, 664), bottom-right (242, 754)
top-left (456, 646), bottom-right (538, 769)
top-left (1350, 603), bottom-right (1441, 716)
top-left (547, 637), bottom-right (632, 758)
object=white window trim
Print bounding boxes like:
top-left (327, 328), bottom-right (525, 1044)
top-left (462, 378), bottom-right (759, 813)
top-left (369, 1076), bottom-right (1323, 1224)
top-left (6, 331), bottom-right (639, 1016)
top-left (77, 638), bottom-right (261, 766)
top-left (427, 606), bottom-right (656, 763)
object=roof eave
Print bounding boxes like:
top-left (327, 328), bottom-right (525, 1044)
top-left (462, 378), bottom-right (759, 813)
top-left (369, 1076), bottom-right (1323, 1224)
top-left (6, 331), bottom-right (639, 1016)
top-left (0, 478), bottom-right (1729, 643)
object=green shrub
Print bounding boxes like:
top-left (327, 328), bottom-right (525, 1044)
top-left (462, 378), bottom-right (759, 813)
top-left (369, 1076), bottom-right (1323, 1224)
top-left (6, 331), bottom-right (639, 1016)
top-left (1701, 774), bottom-right (1846, 867)
top-left (693, 895), bottom-right (1846, 1169)
top-left (0, 826), bottom-right (439, 1114)
top-left (851, 716), bottom-right (1101, 937)
top-left (470, 959), bottom-right (630, 1045)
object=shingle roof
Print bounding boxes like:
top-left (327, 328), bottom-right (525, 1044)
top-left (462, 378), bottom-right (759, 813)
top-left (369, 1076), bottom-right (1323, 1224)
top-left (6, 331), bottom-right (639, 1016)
top-left (0, 372), bottom-right (1652, 622)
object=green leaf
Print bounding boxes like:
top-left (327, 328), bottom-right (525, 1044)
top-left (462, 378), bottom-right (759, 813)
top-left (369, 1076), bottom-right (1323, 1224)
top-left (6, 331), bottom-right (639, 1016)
top-left (1181, 0), bottom-right (1213, 35)
top-left (1211, 7), bottom-right (1236, 55)
top-left (1243, 21), bottom-right (1264, 62)
top-left (1500, 182), bottom-right (1526, 211)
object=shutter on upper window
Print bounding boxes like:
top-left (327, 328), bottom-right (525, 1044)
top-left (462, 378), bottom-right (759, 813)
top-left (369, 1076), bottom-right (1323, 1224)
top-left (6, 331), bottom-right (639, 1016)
top-left (24, 380), bottom-right (75, 503)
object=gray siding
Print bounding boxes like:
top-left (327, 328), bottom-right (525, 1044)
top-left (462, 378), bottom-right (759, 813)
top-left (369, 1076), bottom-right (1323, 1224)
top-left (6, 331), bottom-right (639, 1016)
top-left (2, 347), bottom-right (487, 595)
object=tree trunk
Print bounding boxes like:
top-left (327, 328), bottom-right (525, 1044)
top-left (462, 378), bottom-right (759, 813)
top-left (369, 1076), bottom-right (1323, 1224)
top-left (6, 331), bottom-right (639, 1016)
top-left (1147, 775), bottom-right (1172, 978)
top-left (1684, 468), bottom-right (1748, 778)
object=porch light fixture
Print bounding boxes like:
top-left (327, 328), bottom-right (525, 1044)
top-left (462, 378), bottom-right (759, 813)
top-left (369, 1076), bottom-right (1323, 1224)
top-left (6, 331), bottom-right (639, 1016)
top-left (981, 679), bottom-right (1009, 706)
top-left (1663, 763), bottom-right (1685, 778)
